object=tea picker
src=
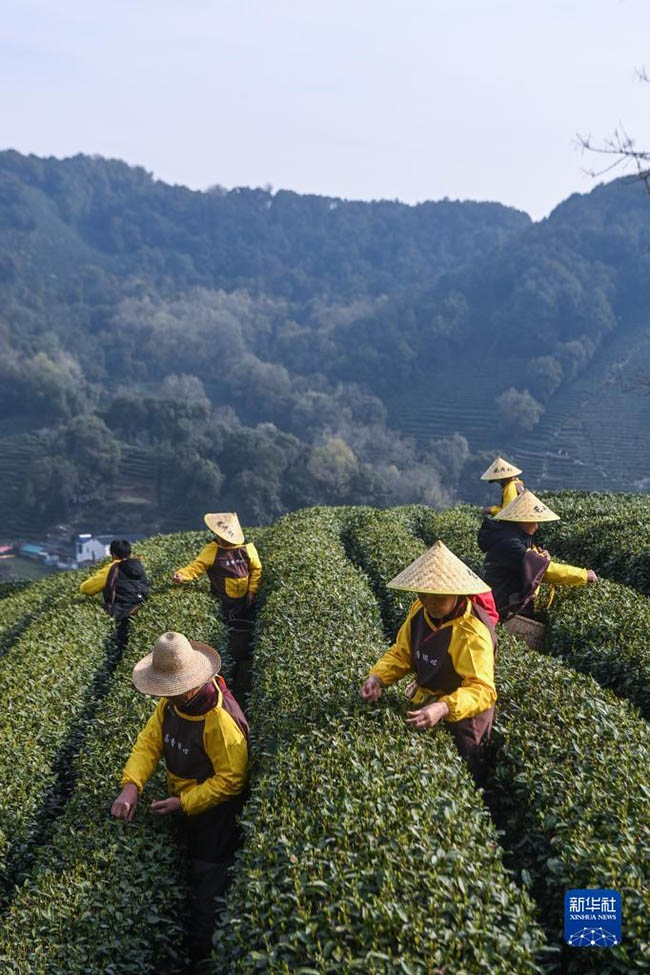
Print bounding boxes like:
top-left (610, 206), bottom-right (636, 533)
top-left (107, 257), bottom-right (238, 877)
top-left (111, 631), bottom-right (249, 968)
top-left (477, 490), bottom-right (597, 643)
top-left (79, 539), bottom-right (149, 647)
top-left (171, 512), bottom-right (262, 698)
top-left (479, 456), bottom-right (525, 516)
top-left (360, 541), bottom-right (498, 785)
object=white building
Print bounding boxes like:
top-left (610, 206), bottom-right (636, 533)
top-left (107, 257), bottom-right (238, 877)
top-left (76, 534), bottom-right (111, 565)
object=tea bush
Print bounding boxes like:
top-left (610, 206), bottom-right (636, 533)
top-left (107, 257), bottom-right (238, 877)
top-left (543, 578), bottom-right (650, 718)
top-left (361, 507), bottom-right (650, 973)
top-left (214, 507), bottom-right (545, 974)
top-left (0, 531), bottom-right (218, 903)
top-left (0, 533), bottom-right (225, 974)
top-left (412, 504), bottom-right (484, 576)
top-left (491, 631), bottom-right (650, 975)
top-left (0, 570), bottom-right (84, 660)
top-left (2, 503), bottom-right (647, 972)
top-left (539, 492), bottom-right (650, 594)
top-left (342, 506), bottom-right (426, 637)
top-left (0, 579), bottom-right (31, 601)
top-left (0, 594), bottom-right (115, 900)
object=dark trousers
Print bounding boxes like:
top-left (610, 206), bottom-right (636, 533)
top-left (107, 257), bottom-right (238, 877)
top-left (115, 617), bottom-right (131, 648)
top-left (113, 603), bottom-right (143, 649)
top-left (446, 706), bottom-right (495, 786)
top-left (183, 792), bottom-right (247, 964)
top-left (218, 597), bottom-right (255, 701)
top-left (217, 594), bottom-right (250, 623)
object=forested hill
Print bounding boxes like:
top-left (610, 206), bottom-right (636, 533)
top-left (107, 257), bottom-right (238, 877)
top-left (0, 150), bottom-right (648, 540)
top-left (0, 150), bottom-right (529, 298)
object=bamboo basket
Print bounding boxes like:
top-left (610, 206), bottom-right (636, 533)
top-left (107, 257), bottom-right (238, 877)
top-left (502, 614), bottom-right (546, 651)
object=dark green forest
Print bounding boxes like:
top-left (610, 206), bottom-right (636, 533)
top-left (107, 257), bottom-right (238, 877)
top-left (0, 150), bottom-right (648, 538)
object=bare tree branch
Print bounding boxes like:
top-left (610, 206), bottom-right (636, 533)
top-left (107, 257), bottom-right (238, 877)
top-left (576, 126), bottom-right (650, 191)
top-left (577, 68), bottom-right (650, 191)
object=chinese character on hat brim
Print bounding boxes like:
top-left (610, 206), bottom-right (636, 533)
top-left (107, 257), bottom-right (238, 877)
top-left (204, 512), bottom-right (245, 545)
top-left (480, 456), bottom-right (523, 481)
top-left (387, 540), bottom-right (492, 595)
top-left (493, 489), bottom-right (560, 523)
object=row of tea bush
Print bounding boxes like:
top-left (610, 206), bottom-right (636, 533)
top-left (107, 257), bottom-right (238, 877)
top-left (0, 531), bottom-right (224, 973)
top-left (342, 505), bottom-right (648, 973)
top-left (214, 506), bottom-right (545, 974)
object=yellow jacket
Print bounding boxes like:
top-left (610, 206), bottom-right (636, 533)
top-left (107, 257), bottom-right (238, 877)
top-left (80, 559), bottom-right (119, 595)
top-left (121, 684), bottom-right (248, 816)
top-left (369, 599), bottom-right (497, 722)
top-left (536, 553), bottom-right (588, 609)
top-left (489, 478), bottom-right (525, 516)
top-left (175, 541), bottom-right (262, 599)
top-left (542, 558), bottom-right (588, 586)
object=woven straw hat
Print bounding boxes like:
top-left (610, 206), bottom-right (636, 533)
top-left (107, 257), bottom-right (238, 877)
top-left (387, 540), bottom-right (491, 595)
top-left (494, 489), bottom-right (559, 523)
top-left (132, 631), bottom-right (221, 697)
top-left (204, 512), bottom-right (244, 546)
top-left (480, 456), bottom-right (523, 481)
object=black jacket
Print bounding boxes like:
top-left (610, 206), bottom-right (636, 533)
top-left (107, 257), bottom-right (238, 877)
top-left (103, 558), bottom-right (149, 622)
top-left (477, 518), bottom-right (549, 620)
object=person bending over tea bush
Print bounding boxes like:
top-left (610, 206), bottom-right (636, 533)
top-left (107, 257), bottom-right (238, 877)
top-left (172, 512), bottom-right (262, 698)
top-left (111, 631), bottom-right (249, 968)
top-left (478, 490), bottom-right (597, 621)
top-left (360, 542), bottom-right (497, 785)
top-left (171, 512), bottom-right (261, 621)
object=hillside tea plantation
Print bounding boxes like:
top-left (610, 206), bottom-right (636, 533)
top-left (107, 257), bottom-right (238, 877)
top-left (0, 493), bottom-right (647, 973)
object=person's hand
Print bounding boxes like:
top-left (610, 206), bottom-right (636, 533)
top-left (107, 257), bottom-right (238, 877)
top-left (171, 572), bottom-right (184, 584)
top-left (405, 701), bottom-right (450, 730)
top-left (360, 675), bottom-right (383, 702)
top-left (481, 506), bottom-right (492, 515)
top-left (246, 591), bottom-right (256, 607)
top-left (111, 783), bottom-right (139, 821)
top-left (537, 547), bottom-right (550, 559)
top-left (151, 797), bottom-right (182, 815)
top-left (586, 569), bottom-right (598, 583)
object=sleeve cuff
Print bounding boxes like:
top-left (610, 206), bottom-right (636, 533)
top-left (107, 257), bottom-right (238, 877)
top-left (120, 776), bottom-right (142, 794)
top-left (438, 698), bottom-right (457, 721)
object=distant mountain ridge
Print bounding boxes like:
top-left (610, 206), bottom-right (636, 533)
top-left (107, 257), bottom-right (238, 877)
top-left (0, 149), bottom-right (529, 298)
top-left (0, 151), bottom-right (647, 538)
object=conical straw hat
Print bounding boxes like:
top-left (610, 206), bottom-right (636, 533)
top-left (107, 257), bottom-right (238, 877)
top-left (480, 456), bottom-right (523, 481)
top-left (494, 489), bottom-right (559, 523)
top-left (387, 540), bottom-right (491, 595)
top-left (204, 512), bottom-right (244, 545)
top-left (133, 631), bottom-right (221, 697)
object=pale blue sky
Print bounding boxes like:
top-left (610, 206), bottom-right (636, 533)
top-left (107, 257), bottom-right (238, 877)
top-left (2, 0), bottom-right (649, 218)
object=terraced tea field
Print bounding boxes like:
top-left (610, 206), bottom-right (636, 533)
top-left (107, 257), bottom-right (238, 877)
top-left (0, 494), bottom-right (647, 973)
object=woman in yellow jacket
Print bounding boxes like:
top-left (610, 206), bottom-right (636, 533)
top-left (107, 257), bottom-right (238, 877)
top-left (480, 456), bottom-right (525, 516)
top-left (111, 631), bottom-right (249, 966)
top-left (478, 489), bottom-right (597, 621)
top-left (360, 541), bottom-right (497, 785)
top-left (172, 512), bottom-right (262, 621)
